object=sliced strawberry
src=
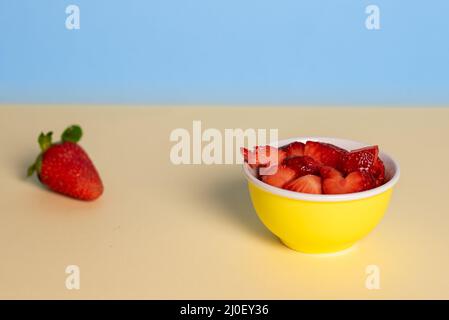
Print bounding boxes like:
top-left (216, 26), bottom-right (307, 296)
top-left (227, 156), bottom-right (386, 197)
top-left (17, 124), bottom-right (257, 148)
top-left (281, 141), bottom-right (305, 158)
top-left (371, 156), bottom-right (385, 186)
top-left (339, 146), bottom-right (379, 175)
top-left (320, 166), bottom-right (343, 179)
top-left (260, 165), bottom-right (296, 188)
top-left (284, 156), bottom-right (320, 177)
top-left (284, 174), bottom-right (322, 194)
top-left (304, 141), bottom-right (347, 167)
top-left (321, 166), bottom-right (375, 194)
top-left (346, 171), bottom-right (376, 192)
top-left (241, 146), bottom-right (286, 169)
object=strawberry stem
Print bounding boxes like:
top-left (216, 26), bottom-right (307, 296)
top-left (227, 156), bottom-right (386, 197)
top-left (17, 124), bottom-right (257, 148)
top-left (27, 131), bottom-right (52, 177)
top-left (27, 154), bottom-right (43, 177)
top-left (38, 132), bottom-right (53, 152)
top-left (27, 164), bottom-right (36, 177)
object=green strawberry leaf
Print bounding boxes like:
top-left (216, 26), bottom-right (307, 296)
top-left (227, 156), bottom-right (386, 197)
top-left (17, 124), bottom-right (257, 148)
top-left (27, 154), bottom-right (42, 177)
top-left (27, 163), bottom-right (36, 177)
top-left (62, 125), bottom-right (83, 143)
top-left (38, 131), bottom-right (53, 152)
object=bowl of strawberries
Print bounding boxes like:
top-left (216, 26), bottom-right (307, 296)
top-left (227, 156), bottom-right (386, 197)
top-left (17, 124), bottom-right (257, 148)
top-left (242, 137), bottom-right (400, 254)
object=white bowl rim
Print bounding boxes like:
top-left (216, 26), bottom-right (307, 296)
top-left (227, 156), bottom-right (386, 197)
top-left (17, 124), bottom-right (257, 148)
top-left (242, 136), bottom-right (400, 203)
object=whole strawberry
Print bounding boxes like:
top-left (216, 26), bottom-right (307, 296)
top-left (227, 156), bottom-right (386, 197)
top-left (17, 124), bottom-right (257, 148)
top-left (27, 125), bottom-right (104, 201)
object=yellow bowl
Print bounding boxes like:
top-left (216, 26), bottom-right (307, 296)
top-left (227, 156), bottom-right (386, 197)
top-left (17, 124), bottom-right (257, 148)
top-left (243, 137), bottom-right (400, 254)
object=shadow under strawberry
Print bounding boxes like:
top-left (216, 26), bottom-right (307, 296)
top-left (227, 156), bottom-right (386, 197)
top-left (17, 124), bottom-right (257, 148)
top-left (209, 174), bottom-right (277, 245)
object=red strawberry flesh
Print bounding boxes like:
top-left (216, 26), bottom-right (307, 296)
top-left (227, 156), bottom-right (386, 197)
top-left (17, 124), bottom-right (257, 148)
top-left (281, 141), bottom-right (305, 158)
top-left (340, 145), bottom-right (379, 175)
top-left (321, 166), bottom-right (375, 194)
top-left (284, 174), bottom-right (322, 194)
top-left (304, 141), bottom-right (347, 167)
top-left (371, 156), bottom-right (386, 186)
top-left (241, 146), bottom-right (286, 169)
top-left (260, 165), bottom-right (296, 188)
top-left (248, 140), bottom-right (387, 195)
top-left (284, 156), bottom-right (320, 177)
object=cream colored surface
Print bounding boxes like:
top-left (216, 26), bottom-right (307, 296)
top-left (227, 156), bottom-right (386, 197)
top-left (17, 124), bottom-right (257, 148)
top-left (0, 105), bottom-right (448, 299)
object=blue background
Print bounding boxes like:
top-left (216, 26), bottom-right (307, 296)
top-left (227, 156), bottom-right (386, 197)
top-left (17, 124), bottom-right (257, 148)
top-left (1, 0), bottom-right (448, 105)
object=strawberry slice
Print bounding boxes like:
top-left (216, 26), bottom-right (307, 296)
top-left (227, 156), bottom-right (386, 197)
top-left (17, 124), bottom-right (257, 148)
top-left (240, 146), bottom-right (287, 168)
top-left (304, 141), bottom-right (347, 167)
top-left (339, 146), bottom-right (379, 175)
top-left (284, 156), bottom-right (320, 177)
top-left (260, 165), bottom-right (296, 188)
top-left (371, 156), bottom-right (386, 186)
top-left (321, 166), bottom-right (375, 194)
top-left (281, 141), bottom-right (305, 158)
top-left (241, 146), bottom-right (286, 169)
top-left (320, 166), bottom-right (342, 179)
top-left (284, 174), bottom-right (322, 194)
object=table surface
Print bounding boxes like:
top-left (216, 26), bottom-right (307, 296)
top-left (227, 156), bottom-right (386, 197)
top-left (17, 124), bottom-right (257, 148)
top-left (1, 105), bottom-right (448, 299)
